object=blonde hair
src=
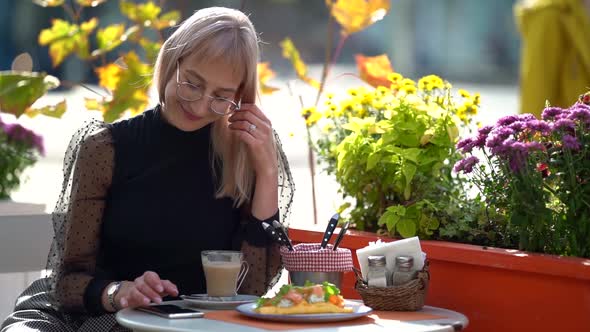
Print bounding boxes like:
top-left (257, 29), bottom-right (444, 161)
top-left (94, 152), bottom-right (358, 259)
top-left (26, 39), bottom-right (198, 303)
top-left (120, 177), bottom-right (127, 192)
top-left (153, 7), bottom-right (260, 207)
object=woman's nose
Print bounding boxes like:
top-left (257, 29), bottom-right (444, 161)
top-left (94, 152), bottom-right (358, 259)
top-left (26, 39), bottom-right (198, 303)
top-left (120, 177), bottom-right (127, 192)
top-left (191, 96), bottom-right (209, 115)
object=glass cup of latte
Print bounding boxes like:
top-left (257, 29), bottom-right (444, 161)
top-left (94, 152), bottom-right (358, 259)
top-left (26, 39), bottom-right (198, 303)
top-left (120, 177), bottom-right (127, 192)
top-left (201, 250), bottom-right (249, 297)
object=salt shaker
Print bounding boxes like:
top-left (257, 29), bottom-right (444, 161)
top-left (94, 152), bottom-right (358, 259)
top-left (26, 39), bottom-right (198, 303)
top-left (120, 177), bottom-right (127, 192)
top-left (391, 255), bottom-right (418, 286)
top-left (367, 255), bottom-right (387, 287)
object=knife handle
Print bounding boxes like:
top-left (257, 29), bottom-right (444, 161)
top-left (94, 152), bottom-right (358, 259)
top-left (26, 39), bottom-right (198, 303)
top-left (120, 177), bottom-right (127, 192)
top-left (271, 220), bottom-right (294, 251)
top-left (320, 213), bottom-right (339, 249)
top-left (332, 220), bottom-right (350, 250)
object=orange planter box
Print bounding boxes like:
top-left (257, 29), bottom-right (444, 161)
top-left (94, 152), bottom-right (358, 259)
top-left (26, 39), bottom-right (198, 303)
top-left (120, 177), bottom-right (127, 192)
top-left (289, 227), bottom-right (590, 332)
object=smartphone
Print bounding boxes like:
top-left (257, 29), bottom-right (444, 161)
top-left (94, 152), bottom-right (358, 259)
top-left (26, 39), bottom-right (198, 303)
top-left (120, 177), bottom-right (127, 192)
top-left (136, 304), bottom-right (204, 319)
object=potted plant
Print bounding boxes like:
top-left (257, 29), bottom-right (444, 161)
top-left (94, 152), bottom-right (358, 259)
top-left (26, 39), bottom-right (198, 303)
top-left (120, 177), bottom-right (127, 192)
top-left (0, 116), bottom-right (45, 199)
top-left (278, 2), bottom-right (590, 331)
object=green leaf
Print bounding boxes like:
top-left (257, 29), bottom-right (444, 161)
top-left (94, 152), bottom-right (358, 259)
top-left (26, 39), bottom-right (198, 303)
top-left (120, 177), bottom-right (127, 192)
top-left (96, 24), bottom-right (125, 52)
top-left (366, 152), bottom-right (381, 170)
top-left (101, 51), bottom-right (151, 122)
top-left (378, 205), bottom-right (406, 232)
top-left (38, 18), bottom-right (97, 66)
top-left (0, 71), bottom-right (60, 117)
top-left (401, 148), bottom-right (421, 163)
top-left (402, 162), bottom-right (417, 200)
top-left (25, 100), bottom-right (67, 118)
top-left (154, 10), bottom-right (181, 30)
top-left (121, 0), bottom-right (162, 27)
top-left (397, 218), bottom-right (417, 237)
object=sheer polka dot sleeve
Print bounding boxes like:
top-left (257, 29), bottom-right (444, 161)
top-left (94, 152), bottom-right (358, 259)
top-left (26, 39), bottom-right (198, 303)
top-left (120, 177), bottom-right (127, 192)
top-left (51, 127), bottom-right (114, 312)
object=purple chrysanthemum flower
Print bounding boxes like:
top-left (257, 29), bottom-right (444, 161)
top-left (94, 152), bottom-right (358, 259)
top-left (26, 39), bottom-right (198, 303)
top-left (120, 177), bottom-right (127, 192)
top-left (453, 156), bottom-right (480, 173)
top-left (510, 141), bottom-right (527, 153)
top-left (541, 107), bottom-right (564, 120)
top-left (509, 121), bottom-right (525, 131)
top-left (562, 134), bottom-right (581, 150)
top-left (517, 114), bottom-right (537, 122)
top-left (457, 137), bottom-right (476, 153)
top-left (525, 120), bottom-right (552, 133)
top-left (497, 115), bottom-right (518, 126)
top-left (552, 118), bottom-right (576, 132)
top-left (473, 125), bottom-right (493, 148)
top-left (567, 104), bottom-right (590, 123)
top-left (525, 141), bottom-right (544, 152)
top-left (3, 122), bottom-right (45, 156)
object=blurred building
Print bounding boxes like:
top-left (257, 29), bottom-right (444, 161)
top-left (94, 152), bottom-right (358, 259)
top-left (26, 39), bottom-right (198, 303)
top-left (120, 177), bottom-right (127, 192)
top-left (0, 0), bottom-right (520, 85)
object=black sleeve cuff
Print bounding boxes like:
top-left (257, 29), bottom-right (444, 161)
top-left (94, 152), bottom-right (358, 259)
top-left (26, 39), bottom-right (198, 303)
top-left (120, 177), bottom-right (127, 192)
top-left (243, 210), bottom-right (280, 247)
top-left (83, 278), bottom-right (113, 315)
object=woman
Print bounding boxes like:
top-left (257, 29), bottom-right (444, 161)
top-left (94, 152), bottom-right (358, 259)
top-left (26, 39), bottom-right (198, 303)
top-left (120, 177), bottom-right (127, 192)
top-left (515, 0), bottom-right (590, 117)
top-left (1, 7), bottom-right (294, 331)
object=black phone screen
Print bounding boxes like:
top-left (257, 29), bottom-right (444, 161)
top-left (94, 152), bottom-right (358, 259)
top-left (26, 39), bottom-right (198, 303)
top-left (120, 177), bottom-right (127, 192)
top-left (137, 304), bottom-right (204, 318)
top-left (147, 305), bottom-right (197, 314)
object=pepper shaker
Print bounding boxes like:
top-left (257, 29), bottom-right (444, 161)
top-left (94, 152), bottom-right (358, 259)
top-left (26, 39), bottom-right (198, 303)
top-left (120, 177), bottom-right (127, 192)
top-left (391, 255), bottom-right (418, 286)
top-left (367, 255), bottom-right (388, 287)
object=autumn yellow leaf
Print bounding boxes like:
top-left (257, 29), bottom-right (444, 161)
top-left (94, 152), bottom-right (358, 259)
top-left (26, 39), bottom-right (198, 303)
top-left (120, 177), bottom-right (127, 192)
top-left (120, 0), bottom-right (161, 27)
top-left (355, 54), bottom-right (393, 88)
top-left (328, 0), bottom-right (390, 35)
top-left (38, 18), bottom-right (98, 66)
top-left (257, 62), bottom-right (280, 95)
top-left (101, 51), bottom-right (152, 122)
top-left (96, 63), bottom-right (122, 91)
top-left (84, 98), bottom-right (104, 112)
top-left (25, 100), bottom-right (67, 118)
top-left (280, 38), bottom-right (320, 89)
top-left (153, 11), bottom-right (181, 30)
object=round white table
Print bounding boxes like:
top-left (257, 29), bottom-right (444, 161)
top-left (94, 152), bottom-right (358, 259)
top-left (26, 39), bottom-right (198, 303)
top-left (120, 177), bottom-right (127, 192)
top-left (116, 300), bottom-right (468, 332)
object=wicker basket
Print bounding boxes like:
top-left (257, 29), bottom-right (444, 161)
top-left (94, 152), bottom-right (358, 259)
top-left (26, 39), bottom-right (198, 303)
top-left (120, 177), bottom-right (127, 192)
top-left (354, 259), bottom-right (430, 311)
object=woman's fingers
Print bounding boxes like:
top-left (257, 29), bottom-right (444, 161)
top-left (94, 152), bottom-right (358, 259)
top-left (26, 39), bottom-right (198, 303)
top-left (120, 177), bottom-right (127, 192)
top-left (143, 271), bottom-right (164, 293)
top-left (135, 280), bottom-right (163, 304)
top-left (236, 103), bottom-right (271, 125)
top-left (161, 279), bottom-right (179, 297)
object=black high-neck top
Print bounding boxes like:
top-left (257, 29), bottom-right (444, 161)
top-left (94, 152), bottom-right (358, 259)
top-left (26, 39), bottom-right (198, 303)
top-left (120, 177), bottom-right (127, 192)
top-left (83, 106), bottom-right (273, 313)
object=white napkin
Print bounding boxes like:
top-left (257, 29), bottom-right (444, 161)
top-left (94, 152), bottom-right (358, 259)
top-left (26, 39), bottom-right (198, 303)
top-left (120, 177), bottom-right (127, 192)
top-left (356, 236), bottom-right (425, 280)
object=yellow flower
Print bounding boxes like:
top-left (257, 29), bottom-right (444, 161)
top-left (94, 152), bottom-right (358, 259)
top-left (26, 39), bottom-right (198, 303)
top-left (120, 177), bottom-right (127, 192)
top-left (306, 111), bottom-right (322, 126)
top-left (348, 88), bottom-right (359, 96)
top-left (301, 106), bottom-right (316, 119)
top-left (400, 85), bottom-right (417, 95)
top-left (473, 93), bottom-right (481, 105)
top-left (418, 75), bottom-right (444, 91)
top-left (468, 105), bottom-right (479, 115)
top-left (322, 123), bottom-right (335, 133)
top-left (375, 86), bottom-right (389, 96)
top-left (387, 72), bottom-right (403, 82)
top-left (458, 89), bottom-right (471, 98)
top-left (401, 78), bottom-right (416, 86)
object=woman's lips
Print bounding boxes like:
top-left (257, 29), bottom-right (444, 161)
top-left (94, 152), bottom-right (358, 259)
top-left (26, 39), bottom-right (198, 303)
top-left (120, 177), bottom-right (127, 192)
top-left (180, 103), bottom-right (202, 121)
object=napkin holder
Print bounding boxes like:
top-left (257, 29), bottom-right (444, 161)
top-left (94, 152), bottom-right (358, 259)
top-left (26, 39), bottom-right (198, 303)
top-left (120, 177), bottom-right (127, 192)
top-left (354, 259), bottom-right (430, 311)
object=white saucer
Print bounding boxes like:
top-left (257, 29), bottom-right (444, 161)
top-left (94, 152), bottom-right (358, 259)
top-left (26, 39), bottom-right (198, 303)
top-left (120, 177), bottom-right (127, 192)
top-left (181, 294), bottom-right (259, 309)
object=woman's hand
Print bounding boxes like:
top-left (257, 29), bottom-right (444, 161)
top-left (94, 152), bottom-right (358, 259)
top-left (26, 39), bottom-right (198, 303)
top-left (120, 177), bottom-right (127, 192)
top-left (110, 271), bottom-right (179, 310)
top-left (228, 104), bottom-right (278, 177)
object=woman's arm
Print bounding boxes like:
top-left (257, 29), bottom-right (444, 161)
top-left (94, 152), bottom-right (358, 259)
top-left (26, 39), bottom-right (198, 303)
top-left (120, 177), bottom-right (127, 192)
top-left (53, 128), bottom-right (114, 313)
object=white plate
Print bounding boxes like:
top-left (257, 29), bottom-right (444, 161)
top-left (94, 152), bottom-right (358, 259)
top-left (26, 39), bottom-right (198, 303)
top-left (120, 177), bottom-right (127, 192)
top-left (181, 294), bottom-right (259, 309)
top-left (235, 301), bottom-right (373, 323)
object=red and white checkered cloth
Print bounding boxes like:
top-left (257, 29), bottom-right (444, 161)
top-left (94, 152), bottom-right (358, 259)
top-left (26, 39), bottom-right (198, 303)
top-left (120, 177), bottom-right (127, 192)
top-left (280, 243), bottom-right (353, 272)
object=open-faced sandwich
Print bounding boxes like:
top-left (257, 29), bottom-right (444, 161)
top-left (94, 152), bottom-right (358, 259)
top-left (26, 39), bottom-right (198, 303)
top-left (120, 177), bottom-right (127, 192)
top-left (255, 281), bottom-right (353, 315)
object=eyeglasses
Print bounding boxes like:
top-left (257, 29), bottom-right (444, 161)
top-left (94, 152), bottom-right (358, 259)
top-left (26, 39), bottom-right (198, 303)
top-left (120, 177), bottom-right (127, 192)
top-left (175, 62), bottom-right (240, 116)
